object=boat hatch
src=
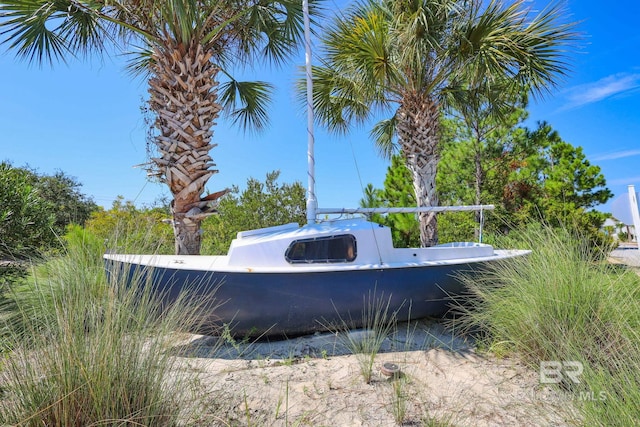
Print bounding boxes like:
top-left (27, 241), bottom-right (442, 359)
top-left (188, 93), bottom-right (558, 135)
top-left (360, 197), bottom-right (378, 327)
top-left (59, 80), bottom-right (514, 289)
top-left (285, 234), bottom-right (357, 264)
top-left (237, 222), bottom-right (300, 239)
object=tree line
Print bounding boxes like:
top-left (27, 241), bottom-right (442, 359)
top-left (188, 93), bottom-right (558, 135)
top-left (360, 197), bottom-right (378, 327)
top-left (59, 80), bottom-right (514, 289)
top-left (0, 162), bottom-right (97, 259)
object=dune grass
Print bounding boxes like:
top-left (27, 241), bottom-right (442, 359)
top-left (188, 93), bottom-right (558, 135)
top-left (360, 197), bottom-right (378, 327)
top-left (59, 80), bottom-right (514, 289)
top-left (0, 226), bottom-right (219, 426)
top-left (456, 224), bottom-right (640, 425)
top-left (327, 291), bottom-right (401, 384)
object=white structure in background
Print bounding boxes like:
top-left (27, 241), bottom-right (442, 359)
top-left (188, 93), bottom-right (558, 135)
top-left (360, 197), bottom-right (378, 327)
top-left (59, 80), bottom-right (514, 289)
top-left (609, 185), bottom-right (640, 244)
top-left (629, 185), bottom-right (640, 245)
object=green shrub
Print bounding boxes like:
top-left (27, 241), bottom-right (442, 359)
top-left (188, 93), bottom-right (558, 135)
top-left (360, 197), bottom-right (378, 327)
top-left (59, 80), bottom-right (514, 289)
top-left (0, 163), bottom-right (56, 258)
top-left (0, 226), bottom-right (219, 425)
top-left (201, 171), bottom-right (306, 255)
top-left (85, 197), bottom-right (174, 255)
top-left (457, 224), bottom-right (640, 425)
top-left (0, 162), bottom-right (98, 259)
top-left (438, 211), bottom-right (477, 243)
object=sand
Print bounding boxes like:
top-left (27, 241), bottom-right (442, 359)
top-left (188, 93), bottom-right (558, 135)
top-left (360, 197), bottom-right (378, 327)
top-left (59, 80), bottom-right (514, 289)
top-left (169, 320), bottom-right (580, 426)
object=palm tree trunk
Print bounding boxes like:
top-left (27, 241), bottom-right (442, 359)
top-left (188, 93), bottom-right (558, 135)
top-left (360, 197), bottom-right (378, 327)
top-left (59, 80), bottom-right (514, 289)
top-left (397, 96), bottom-right (440, 247)
top-left (148, 40), bottom-right (222, 255)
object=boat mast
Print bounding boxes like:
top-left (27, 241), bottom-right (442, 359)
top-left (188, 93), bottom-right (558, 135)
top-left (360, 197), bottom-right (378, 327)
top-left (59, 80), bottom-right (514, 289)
top-left (303, 0), bottom-right (317, 224)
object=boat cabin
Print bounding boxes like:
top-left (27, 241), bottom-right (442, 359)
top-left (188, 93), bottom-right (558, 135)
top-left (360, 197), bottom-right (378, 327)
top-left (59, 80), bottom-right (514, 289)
top-left (226, 217), bottom-right (495, 269)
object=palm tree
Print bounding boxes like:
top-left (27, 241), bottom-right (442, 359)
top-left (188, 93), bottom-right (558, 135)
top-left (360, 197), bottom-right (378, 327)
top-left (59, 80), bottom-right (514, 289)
top-left (0, 0), bottom-right (315, 254)
top-left (311, 0), bottom-right (577, 246)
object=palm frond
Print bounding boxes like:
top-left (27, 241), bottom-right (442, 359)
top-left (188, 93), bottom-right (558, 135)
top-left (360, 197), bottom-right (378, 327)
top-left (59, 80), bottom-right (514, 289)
top-left (515, 2), bottom-right (579, 97)
top-left (150, 0), bottom-right (204, 44)
top-left (219, 78), bottom-right (274, 133)
top-left (324, 1), bottom-right (398, 90)
top-left (386, 0), bottom-right (458, 89)
top-left (308, 64), bottom-right (383, 134)
top-left (370, 116), bottom-right (399, 159)
top-left (306, 0), bottom-right (398, 133)
top-left (442, 77), bottom-right (525, 128)
top-left (457, 0), bottom-right (578, 99)
top-left (263, 0), bottom-right (304, 62)
top-left (232, 0), bottom-right (314, 67)
top-left (0, 0), bottom-right (106, 64)
top-left (122, 45), bottom-right (154, 79)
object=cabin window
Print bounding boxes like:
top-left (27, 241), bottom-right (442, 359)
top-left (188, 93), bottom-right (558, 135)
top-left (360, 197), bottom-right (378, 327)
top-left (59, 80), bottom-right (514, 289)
top-left (285, 234), bottom-right (357, 264)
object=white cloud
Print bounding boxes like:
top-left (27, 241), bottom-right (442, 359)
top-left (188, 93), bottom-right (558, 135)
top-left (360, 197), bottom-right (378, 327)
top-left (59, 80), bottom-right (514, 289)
top-left (608, 176), bottom-right (640, 186)
top-left (562, 73), bottom-right (640, 110)
top-left (593, 149), bottom-right (640, 161)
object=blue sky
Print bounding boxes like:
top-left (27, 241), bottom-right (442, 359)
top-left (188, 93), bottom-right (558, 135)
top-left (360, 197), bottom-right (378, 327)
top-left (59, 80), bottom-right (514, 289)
top-left (1, 0), bottom-right (639, 216)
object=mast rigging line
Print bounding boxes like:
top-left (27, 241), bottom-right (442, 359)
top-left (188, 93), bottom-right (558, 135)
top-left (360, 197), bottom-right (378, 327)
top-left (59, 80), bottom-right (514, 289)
top-left (316, 205), bottom-right (495, 215)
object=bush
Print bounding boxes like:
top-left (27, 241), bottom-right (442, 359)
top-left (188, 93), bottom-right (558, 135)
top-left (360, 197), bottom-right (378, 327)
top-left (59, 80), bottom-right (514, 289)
top-left (0, 163), bottom-right (56, 258)
top-left (456, 224), bottom-right (640, 425)
top-left (438, 211), bottom-right (478, 243)
top-left (201, 171), bottom-right (306, 254)
top-left (85, 197), bottom-right (174, 255)
top-left (1, 162), bottom-right (100, 259)
top-left (0, 226), bottom-right (219, 425)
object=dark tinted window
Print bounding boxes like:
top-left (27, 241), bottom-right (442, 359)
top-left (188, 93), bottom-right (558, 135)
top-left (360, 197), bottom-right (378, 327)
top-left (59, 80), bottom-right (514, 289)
top-left (285, 234), bottom-right (357, 263)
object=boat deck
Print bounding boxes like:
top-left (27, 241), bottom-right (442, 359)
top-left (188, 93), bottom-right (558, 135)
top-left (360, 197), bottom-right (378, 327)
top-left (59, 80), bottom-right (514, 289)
top-left (104, 249), bottom-right (528, 273)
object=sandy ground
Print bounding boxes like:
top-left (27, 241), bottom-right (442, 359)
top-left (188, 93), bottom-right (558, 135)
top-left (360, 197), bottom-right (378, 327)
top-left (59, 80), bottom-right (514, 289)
top-left (170, 320), bottom-right (581, 426)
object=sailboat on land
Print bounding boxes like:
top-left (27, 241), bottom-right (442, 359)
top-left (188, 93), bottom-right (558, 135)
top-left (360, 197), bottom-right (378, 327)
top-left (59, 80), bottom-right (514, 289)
top-left (104, 1), bottom-right (529, 337)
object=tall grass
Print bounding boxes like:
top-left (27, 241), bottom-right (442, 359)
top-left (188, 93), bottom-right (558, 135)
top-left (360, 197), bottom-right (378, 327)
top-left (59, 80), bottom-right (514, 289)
top-left (328, 291), bottom-right (400, 384)
top-left (457, 224), bottom-right (640, 425)
top-left (0, 226), bottom-right (218, 426)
